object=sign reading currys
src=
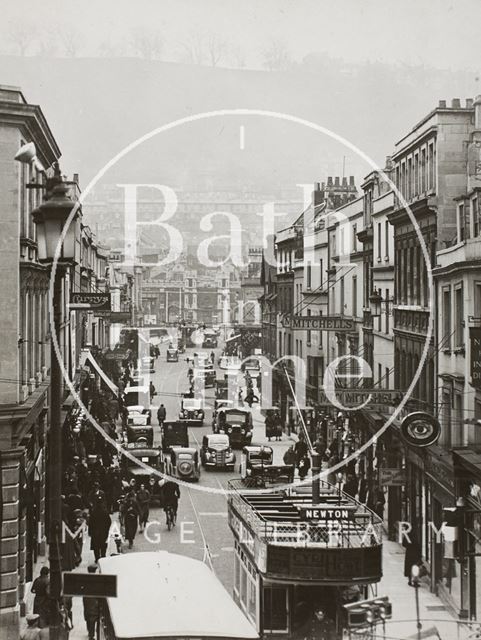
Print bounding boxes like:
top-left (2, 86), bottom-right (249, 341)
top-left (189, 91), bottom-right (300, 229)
top-left (69, 292), bottom-right (111, 311)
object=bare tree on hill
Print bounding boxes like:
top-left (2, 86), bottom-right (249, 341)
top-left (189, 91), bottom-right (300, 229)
top-left (129, 27), bottom-right (164, 60)
top-left (261, 38), bottom-right (292, 71)
top-left (7, 20), bottom-right (37, 56)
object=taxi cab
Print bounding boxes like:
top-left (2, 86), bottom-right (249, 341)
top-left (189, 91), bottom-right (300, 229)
top-left (200, 433), bottom-right (236, 470)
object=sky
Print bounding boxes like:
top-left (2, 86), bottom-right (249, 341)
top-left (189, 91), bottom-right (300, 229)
top-left (0, 0), bottom-right (479, 71)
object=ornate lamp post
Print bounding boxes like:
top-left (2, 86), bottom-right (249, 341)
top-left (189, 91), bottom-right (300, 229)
top-left (31, 165), bottom-right (80, 640)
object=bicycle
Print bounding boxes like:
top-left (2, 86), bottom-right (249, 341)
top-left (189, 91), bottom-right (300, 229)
top-left (165, 504), bottom-right (177, 530)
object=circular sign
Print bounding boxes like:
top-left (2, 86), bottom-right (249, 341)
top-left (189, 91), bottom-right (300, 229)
top-left (400, 412), bottom-right (441, 448)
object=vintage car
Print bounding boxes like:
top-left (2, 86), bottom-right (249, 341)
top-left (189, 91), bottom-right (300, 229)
top-left (122, 443), bottom-right (164, 501)
top-left (200, 434), bottom-right (236, 470)
top-left (166, 347), bottom-right (179, 362)
top-left (240, 445), bottom-right (294, 486)
top-left (125, 420), bottom-right (154, 446)
top-left (218, 355), bottom-right (242, 371)
top-left (193, 367), bottom-right (216, 388)
top-left (202, 330), bottom-right (218, 349)
top-left (124, 385), bottom-right (152, 426)
top-left (165, 447), bottom-right (201, 482)
top-left (161, 420), bottom-right (189, 453)
top-left (179, 398), bottom-right (205, 425)
top-left (214, 408), bottom-right (253, 447)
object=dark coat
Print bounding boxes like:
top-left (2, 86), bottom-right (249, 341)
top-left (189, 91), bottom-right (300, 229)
top-left (88, 507), bottom-right (111, 550)
top-left (404, 539), bottom-right (422, 577)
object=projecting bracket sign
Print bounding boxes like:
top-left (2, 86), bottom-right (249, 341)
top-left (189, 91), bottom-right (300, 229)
top-left (63, 572), bottom-right (117, 598)
top-left (280, 314), bottom-right (356, 331)
top-left (69, 292), bottom-right (111, 311)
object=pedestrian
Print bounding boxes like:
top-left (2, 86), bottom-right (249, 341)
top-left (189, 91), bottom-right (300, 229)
top-left (149, 380), bottom-right (156, 401)
top-left (404, 533), bottom-right (422, 585)
top-left (21, 614), bottom-right (41, 640)
top-left (88, 501), bottom-right (112, 562)
top-left (31, 566), bottom-right (50, 628)
top-left (136, 483), bottom-right (151, 531)
top-left (283, 445), bottom-right (296, 466)
top-left (297, 454), bottom-right (311, 480)
top-left (87, 481), bottom-right (106, 510)
top-left (343, 472), bottom-right (359, 498)
top-left (294, 433), bottom-right (308, 465)
top-left (121, 491), bottom-right (140, 549)
top-left (157, 403), bottom-right (166, 427)
top-left (83, 564), bottom-right (100, 640)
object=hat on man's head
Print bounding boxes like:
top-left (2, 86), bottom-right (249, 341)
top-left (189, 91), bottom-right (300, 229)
top-left (26, 613), bottom-right (39, 624)
top-left (40, 566), bottom-right (49, 576)
top-left (87, 564), bottom-right (98, 573)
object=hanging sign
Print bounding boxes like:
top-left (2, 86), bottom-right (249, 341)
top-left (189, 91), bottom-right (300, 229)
top-left (280, 315), bottom-right (355, 331)
top-left (69, 292), bottom-right (111, 311)
top-left (470, 327), bottom-right (481, 389)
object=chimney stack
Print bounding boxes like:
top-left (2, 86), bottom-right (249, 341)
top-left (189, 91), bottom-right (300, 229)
top-left (334, 176), bottom-right (340, 186)
top-left (439, 99), bottom-right (447, 108)
top-left (349, 176), bottom-right (355, 186)
top-left (451, 98), bottom-right (461, 108)
top-left (475, 95), bottom-right (481, 129)
top-left (327, 176), bottom-right (333, 186)
top-left (466, 98), bottom-right (474, 108)
top-left (314, 182), bottom-right (320, 191)
top-left (342, 177), bottom-right (347, 187)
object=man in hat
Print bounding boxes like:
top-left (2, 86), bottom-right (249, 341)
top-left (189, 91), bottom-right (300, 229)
top-left (83, 564), bottom-right (100, 640)
top-left (21, 614), bottom-right (40, 640)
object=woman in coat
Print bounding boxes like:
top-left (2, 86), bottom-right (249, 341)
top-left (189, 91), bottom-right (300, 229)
top-left (88, 503), bottom-right (112, 562)
top-left (136, 484), bottom-right (151, 531)
top-left (404, 533), bottom-right (422, 585)
top-left (121, 492), bottom-right (140, 549)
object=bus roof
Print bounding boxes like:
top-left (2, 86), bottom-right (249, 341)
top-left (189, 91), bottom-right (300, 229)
top-left (98, 552), bottom-right (258, 639)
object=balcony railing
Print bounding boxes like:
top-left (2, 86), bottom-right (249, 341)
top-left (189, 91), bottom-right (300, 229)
top-left (227, 480), bottom-right (382, 549)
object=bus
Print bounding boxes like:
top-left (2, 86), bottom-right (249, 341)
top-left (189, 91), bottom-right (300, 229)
top-left (98, 551), bottom-right (259, 640)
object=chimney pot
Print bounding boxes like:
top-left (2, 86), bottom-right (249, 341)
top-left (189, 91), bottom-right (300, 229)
top-left (451, 98), bottom-right (461, 108)
top-left (439, 99), bottom-right (447, 108)
top-left (73, 173), bottom-right (79, 184)
top-left (466, 98), bottom-right (474, 108)
top-left (334, 176), bottom-right (340, 186)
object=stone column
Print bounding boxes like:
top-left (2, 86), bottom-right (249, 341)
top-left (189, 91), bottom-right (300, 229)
top-left (0, 448), bottom-right (23, 640)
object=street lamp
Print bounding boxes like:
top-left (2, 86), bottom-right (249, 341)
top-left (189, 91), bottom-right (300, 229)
top-left (369, 287), bottom-right (394, 318)
top-left (28, 160), bottom-right (80, 640)
top-left (411, 564), bottom-right (422, 640)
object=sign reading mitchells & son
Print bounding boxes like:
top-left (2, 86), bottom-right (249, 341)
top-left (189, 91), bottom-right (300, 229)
top-left (280, 315), bottom-right (355, 331)
top-left (470, 327), bottom-right (481, 389)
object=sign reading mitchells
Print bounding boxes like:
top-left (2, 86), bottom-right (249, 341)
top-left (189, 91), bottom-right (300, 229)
top-left (318, 389), bottom-right (401, 408)
top-left (280, 315), bottom-right (355, 331)
top-left (470, 327), bottom-right (481, 389)
top-left (69, 292), bottom-right (111, 311)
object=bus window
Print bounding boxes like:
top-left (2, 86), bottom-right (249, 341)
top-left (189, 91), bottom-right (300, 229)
top-left (263, 586), bottom-right (288, 633)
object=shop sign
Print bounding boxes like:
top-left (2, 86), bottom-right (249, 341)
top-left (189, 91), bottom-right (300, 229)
top-left (266, 545), bottom-right (382, 582)
top-left (104, 350), bottom-right (128, 361)
top-left (229, 509), bottom-right (256, 553)
top-left (318, 389), bottom-right (401, 408)
top-left (470, 328), bottom-right (481, 389)
top-left (69, 292), bottom-right (111, 311)
top-left (280, 315), bottom-right (355, 331)
top-left (379, 468), bottom-right (406, 486)
top-left (63, 572), bottom-right (117, 597)
top-left (299, 505), bottom-right (356, 521)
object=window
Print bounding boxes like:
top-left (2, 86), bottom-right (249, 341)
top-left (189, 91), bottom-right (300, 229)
top-left (414, 152), bottom-right (419, 196)
top-left (385, 288), bottom-right (390, 334)
top-left (407, 157), bottom-right (413, 199)
top-left (307, 308), bottom-right (311, 345)
top-left (458, 203), bottom-right (465, 242)
top-left (428, 142), bottom-right (435, 191)
top-left (340, 276), bottom-right (345, 315)
top-left (307, 264), bottom-right (312, 289)
top-left (385, 220), bottom-right (390, 259)
top-left (385, 367), bottom-right (390, 389)
top-left (378, 363), bottom-right (383, 387)
top-left (352, 276), bottom-right (357, 317)
top-left (472, 197), bottom-right (480, 238)
top-left (263, 586), bottom-right (288, 633)
top-left (319, 258), bottom-right (324, 288)
top-left (442, 287), bottom-right (451, 348)
top-left (455, 285), bottom-right (464, 349)
top-left (421, 148), bottom-right (426, 192)
top-left (377, 222), bottom-right (382, 260)
top-left (474, 282), bottom-right (481, 320)
top-left (352, 223), bottom-right (357, 251)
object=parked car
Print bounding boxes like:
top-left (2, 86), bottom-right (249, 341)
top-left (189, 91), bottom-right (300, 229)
top-left (214, 408), bottom-right (253, 448)
top-left (165, 447), bottom-right (201, 482)
top-left (161, 421), bottom-right (189, 453)
top-left (122, 443), bottom-right (164, 500)
top-left (200, 434), bottom-right (236, 470)
top-left (179, 398), bottom-right (205, 425)
top-left (194, 368), bottom-right (216, 388)
top-left (166, 347), bottom-right (179, 362)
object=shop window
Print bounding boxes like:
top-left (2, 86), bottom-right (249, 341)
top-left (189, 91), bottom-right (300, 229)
top-left (442, 287), bottom-right (452, 349)
top-left (263, 586), bottom-right (288, 633)
top-left (247, 578), bottom-right (257, 624)
top-left (454, 285), bottom-right (464, 349)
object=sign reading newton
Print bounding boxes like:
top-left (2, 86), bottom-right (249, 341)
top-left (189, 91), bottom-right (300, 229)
top-left (280, 315), bottom-right (355, 332)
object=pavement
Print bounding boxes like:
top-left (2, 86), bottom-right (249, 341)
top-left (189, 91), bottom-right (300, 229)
top-left (19, 341), bottom-right (473, 640)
